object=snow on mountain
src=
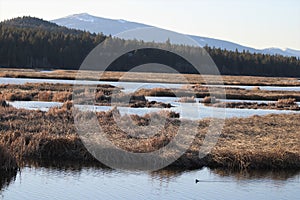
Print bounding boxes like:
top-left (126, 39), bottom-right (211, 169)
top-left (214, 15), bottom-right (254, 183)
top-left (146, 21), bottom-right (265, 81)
top-left (284, 48), bottom-right (300, 57)
top-left (52, 13), bottom-right (300, 58)
top-left (52, 13), bottom-right (151, 35)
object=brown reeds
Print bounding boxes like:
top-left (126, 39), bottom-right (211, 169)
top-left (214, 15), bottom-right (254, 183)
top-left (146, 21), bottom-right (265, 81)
top-left (0, 83), bottom-right (171, 108)
top-left (0, 104), bottom-right (299, 170)
top-left (1, 68), bottom-right (300, 86)
top-left (134, 85), bottom-right (300, 101)
top-left (210, 98), bottom-right (300, 111)
top-left (177, 96), bottom-right (196, 103)
top-left (201, 96), bottom-right (218, 104)
top-left (0, 145), bottom-right (18, 172)
top-left (0, 98), bottom-right (10, 107)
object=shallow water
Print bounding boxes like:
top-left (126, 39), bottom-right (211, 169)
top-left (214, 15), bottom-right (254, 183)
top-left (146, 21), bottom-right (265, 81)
top-left (2, 77), bottom-right (300, 92)
top-left (8, 100), bottom-right (298, 120)
top-left (9, 101), bottom-right (62, 112)
top-left (0, 77), bottom-right (184, 93)
top-left (0, 166), bottom-right (299, 200)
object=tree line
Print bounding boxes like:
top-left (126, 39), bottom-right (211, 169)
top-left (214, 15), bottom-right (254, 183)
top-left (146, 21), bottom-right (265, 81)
top-left (0, 16), bottom-right (300, 77)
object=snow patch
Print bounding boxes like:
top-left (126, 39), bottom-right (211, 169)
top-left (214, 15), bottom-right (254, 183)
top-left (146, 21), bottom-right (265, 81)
top-left (118, 19), bottom-right (127, 24)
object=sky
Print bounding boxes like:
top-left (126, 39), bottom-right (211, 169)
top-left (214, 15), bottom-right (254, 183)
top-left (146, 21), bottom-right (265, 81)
top-left (0, 0), bottom-right (299, 50)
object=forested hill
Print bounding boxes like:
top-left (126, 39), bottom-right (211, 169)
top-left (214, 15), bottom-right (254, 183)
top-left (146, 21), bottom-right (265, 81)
top-left (0, 16), bottom-right (300, 77)
top-left (1, 16), bottom-right (90, 35)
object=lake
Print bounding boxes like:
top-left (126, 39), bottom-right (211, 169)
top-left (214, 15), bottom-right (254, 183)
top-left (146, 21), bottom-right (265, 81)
top-left (0, 166), bottom-right (299, 200)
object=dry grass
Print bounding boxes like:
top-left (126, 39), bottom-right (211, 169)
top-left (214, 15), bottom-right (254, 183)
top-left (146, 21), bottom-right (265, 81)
top-left (211, 98), bottom-right (300, 111)
top-left (201, 96), bottom-right (218, 104)
top-left (177, 96), bottom-right (196, 103)
top-left (135, 85), bottom-right (300, 101)
top-left (0, 83), bottom-right (170, 108)
top-left (0, 145), bottom-right (18, 172)
top-left (5, 92), bottom-right (35, 101)
top-left (0, 98), bottom-right (10, 107)
top-left (1, 68), bottom-right (300, 86)
top-left (0, 100), bottom-right (299, 170)
top-left (277, 98), bottom-right (297, 105)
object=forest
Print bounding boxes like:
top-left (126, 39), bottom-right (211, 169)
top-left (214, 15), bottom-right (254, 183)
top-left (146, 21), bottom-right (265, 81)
top-left (0, 16), bottom-right (300, 77)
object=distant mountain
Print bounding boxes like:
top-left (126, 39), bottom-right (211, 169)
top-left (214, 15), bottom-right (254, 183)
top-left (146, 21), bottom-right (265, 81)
top-left (1, 16), bottom-right (300, 77)
top-left (52, 13), bottom-right (300, 58)
top-left (52, 13), bottom-right (150, 36)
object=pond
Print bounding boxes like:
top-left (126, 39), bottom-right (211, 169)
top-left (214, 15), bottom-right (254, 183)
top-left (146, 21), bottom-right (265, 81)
top-left (0, 166), bottom-right (299, 200)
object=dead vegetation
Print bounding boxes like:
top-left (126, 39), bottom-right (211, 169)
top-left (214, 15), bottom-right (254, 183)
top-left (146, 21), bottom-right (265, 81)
top-left (201, 96), bottom-right (218, 104)
top-left (135, 85), bottom-right (300, 101)
top-left (177, 96), bottom-right (196, 103)
top-left (1, 68), bottom-right (300, 86)
top-left (0, 83), bottom-right (171, 108)
top-left (210, 98), bottom-right (300, 111)
top-left (0, 145), bottom-right (18, 173)
top-left (0, 100), bottom-right (299, 170)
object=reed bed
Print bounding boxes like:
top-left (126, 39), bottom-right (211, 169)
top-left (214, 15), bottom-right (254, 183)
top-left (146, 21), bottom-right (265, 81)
top-left (0, 100), bottom-right (299, 170)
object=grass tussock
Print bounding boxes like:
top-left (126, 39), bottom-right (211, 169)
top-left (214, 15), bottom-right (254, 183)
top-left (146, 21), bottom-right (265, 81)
top-left (5, 92), bottom-right (35, 101)
top-left (201, 96), bottom-right (218, 104)
top-left (177, 96), bottom-right (196, 103)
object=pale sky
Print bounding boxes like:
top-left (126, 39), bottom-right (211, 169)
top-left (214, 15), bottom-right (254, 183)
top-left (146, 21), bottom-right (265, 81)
top-left (0, 0), bottom-right (299, 50)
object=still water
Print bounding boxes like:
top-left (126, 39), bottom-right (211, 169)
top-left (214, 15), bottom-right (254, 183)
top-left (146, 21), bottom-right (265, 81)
top-left (1, 77), bottom-right (300, 92)
top-left (0, 77), bottom-right (184, 93)
top-left (0, 166), bottom-right (299, 200)
top-left (9, 98), bottom-right (299, 120)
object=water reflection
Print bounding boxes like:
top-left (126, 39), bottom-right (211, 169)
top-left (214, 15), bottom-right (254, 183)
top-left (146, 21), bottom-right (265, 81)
top-left (212, 168), bottom-right (300, 181)
top-left (1, 162), bottom-right (299, 200)
top-left (0, 171), bottom-right (17, 192)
